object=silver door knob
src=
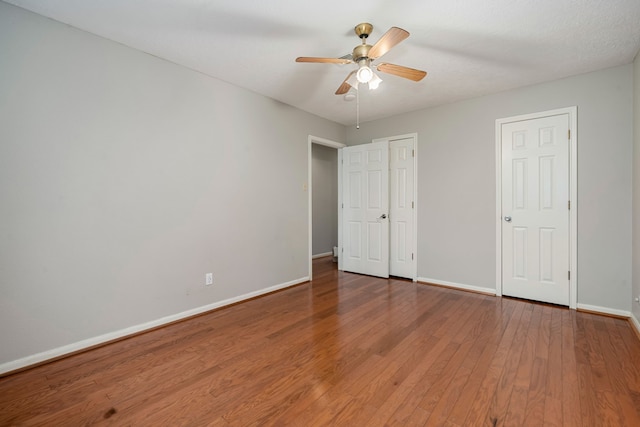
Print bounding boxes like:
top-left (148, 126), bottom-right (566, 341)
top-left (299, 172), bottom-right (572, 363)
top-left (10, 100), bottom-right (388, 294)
top-left (379, 214), bottom-right (387, 219)
top-left (504, 216), bottom-right (512, 222)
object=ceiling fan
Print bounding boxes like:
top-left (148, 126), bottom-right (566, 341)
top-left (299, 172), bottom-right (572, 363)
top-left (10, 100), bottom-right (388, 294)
top-left (296, 23), bottom-right (427, 95)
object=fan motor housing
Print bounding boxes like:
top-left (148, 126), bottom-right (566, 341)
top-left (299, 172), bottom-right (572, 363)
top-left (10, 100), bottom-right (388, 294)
top-left (352, 44), bottom-right (372, 62)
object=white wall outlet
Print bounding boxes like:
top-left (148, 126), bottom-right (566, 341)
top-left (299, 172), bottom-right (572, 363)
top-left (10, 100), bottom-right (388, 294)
top-left (635, 296), bottom-right (640, 304)
top-left (205, 273), bottom-right (213, 286)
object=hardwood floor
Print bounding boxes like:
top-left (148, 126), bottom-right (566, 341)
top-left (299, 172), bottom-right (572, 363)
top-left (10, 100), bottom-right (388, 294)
top-left (2, 257), bottom-right (640, 426)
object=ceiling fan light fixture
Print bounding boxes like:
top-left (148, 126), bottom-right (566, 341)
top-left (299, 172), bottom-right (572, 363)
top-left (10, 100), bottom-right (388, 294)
top-left (346, 72), bottom-right (359, 90)
top-left (356, 63), bottom-right (373, 84)
top-left (368, 73), bottom-right (382, 90)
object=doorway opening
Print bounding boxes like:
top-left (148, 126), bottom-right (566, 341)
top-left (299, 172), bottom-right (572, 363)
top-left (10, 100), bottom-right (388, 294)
top-left (307, 135), bottom-right (346, 280)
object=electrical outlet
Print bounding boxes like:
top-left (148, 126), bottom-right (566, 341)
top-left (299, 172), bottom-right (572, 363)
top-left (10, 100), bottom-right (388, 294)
top-left (205, 273), bottom-right (213, 286)
top-left (635, 295), bottom-right (640, 304)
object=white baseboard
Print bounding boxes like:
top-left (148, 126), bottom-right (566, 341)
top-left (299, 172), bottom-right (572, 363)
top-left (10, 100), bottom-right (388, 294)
top-left (312, 252), bottom-right (333, 259)
top-left (0, 276), bottom-right (309, 375)
top-left (417, 277), bottom-right (496, 296)
top-left (576, 303), bottom-right (631, 318)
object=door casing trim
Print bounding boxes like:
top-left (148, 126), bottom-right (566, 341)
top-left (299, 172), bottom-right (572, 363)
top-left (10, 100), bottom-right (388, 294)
top-left (495, 107), bottom-right (577, 309)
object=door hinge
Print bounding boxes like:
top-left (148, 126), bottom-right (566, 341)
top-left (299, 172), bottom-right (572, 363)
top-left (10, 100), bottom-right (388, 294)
top-left (342, 203), bottom-right (344, 208)
top-left (412, 201), bottom-right (414, 209)
top-left (568, 271), bottom-right (571, 280)
top-left (568, 200), bottom-right (570, 210)
top-left (412, 149), bottom-right (415, 157)
top-left (568, 129), bottom-right (570, 140)
top-left (412, 253), bottom-right (414, 260)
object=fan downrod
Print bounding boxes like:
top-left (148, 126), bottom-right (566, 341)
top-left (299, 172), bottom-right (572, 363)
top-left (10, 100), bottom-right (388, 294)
top-left (353, 23), bottom-right (373, 61)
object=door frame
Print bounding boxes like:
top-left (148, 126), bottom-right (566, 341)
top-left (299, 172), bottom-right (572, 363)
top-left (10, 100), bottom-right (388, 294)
top-left (372, 133), bottom-right (418, 281)
top-left (308, 135), bottom-right (346, 280)
top-left (495, 107), bottom-right (577, 309)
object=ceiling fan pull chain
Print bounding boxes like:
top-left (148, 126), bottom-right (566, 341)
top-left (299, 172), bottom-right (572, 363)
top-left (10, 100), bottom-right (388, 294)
top-left (356, 89), bottom-right (360, 129)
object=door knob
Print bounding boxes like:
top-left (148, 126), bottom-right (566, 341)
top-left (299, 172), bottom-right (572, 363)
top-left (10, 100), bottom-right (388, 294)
top-left (379, 214), bottom-right (387, 219)
top-left (504, 216), bottom-right (512, 222)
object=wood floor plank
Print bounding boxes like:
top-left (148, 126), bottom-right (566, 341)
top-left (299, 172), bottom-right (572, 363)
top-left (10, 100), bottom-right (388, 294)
top-left (560, 309), bottom-right (582, 427)
top-left (465, 300), bottom-right (532, 426)
top-left (574, 312), bottom-right (604, 425)
top-left (582, 313), bottom-right (613, 393)
top-left (403, 407), bottom-right (431, 426)
top-left (385, 340), bottom-right (461, 424)
top-left (448, 299), bottom-right (524, 426)
top-left (2, 257), bottom-right (640, 426)
top-left (342, 294), bottom-right (452, 410)
top-left (417, 335), bottom-right (476, 413)
top-left (522, 305), bottom-right (553, 427)
top-left (502, 303), bottom-right (543, 426)
top-left (422, 298), bottom-right (515, 427)
top-left (546, 308), bottom-right (563, 400)
top-left (543, 396), bottom-right (562, 427)
top-left (325, 394), bottom-right (377, 426)
top-left (521, 357), bottom-right (547, 427)
top-left (365, 334), bottom-right (442, 427)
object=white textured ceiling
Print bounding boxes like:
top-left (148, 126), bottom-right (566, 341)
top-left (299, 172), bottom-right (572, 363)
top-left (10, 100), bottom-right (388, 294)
top-left (5, 0), bottom-right (640, 125)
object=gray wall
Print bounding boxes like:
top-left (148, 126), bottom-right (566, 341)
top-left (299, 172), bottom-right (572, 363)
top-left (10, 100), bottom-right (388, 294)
top-left (347, 65), bottom-right (634, 312)
top-left (0, 3), bottom-right (345, 368)
top-left (312, 144), bottom-right (338, 256)
top-left (634, 53), bottom-right (640, 322)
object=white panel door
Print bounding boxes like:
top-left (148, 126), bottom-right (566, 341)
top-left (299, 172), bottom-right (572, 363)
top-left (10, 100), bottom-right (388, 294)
top-left (342, 141), bottom-right (389, 278)
top-left (501, 114), bottom-right (570, 305)
top-left (389, 137), bottom-right (415, 279)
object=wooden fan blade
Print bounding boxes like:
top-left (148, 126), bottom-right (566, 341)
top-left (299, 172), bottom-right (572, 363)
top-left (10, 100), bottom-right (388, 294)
top-left (296, 57), bottom-right (352, 64)
top-left (335, 71), bottom-right (356, 94)
top-left (376, 63), bottom-right (427, 81)
top-left (368, 27), bottom-right (409, 59)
